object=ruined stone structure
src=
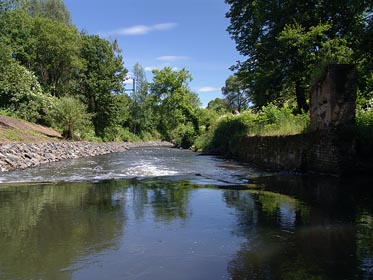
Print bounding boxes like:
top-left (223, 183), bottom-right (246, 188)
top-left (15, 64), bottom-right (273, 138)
top-left (220, 64), bottom-right (358, 175)
top-left (310, 64), bottom-right (357, 131)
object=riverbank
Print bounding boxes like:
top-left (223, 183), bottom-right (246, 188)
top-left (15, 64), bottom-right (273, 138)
top-left (0, 141), bottom-right (172, 172)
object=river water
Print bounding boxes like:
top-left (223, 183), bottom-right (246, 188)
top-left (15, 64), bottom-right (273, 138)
top-left (0, 146), bottom-right (372, 280)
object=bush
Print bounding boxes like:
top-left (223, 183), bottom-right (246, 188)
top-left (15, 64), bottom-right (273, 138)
top-left (256, 103), bottom-right (309, 136)
top-left (171, 123), bottom-right (196, 148)
top-left (0, 62), bottom-right (53, 123)
top-left (48, 96), bottom-right (93, 139)
top-left (102, 125), bottom-right (140, 142)
top-left (194, 104), bottom-right (309, 153)
top-left (356, 99), bottom-right (373, 145)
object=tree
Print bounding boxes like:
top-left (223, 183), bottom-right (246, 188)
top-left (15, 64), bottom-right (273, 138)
top-left (0, 0), bottom-right (24, 14)
top-left (48, 96), bottom-right (92, 139)
top-left (129, 63), bottom-right (154, 135)
top-left (150, 67), bottom-right (200, 143)
top-left (0, 58), bottom-right (53, 123)
top-left (0, 9), bottom-right (33, 66)
top-left (207, 98), bottom-right (229, 114)
top-left (77, 33), bottom-right (127, 138)
top-left (0, 10), bottom-right (82, 96)
top-left (222, 75), bottom-right (250, 112)
top-left (22, 0), bottom-right (71, 24)
top-left (29, 16), bottom-right (82, 96)
top-left (225, 0), bottom-right (372, 111)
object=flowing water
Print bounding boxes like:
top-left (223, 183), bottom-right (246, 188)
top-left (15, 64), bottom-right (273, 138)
top-left (0, 146), bottom-right (372, 280)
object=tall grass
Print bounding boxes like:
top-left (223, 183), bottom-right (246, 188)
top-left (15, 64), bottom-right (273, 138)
top-left (194, 104), bottom-right (310, 152)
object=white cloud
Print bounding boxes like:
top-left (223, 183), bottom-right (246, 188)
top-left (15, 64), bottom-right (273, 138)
top-left (105, 22), bottom-right (178, 36)
top-left (197, 87), bottom-right (220, 92)
top-left (118, 25), bottom-right (150, 35)
top-left (153, 23), bottom-right (178, 31)
top-left (157, 56), bottom-right (190, 62)
top-left (144, 66), bottom-right (158, 72)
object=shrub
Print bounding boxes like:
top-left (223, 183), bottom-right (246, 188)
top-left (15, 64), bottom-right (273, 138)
top-left (0, 62), bottom-right (53, 123)
top-left (194, 104), bottom-right (309, 153)
top-left (356, 99), bottom-right (373, 145)
top-left (170, 123), bottom-right (196, 148)
top-left (102, 125), bottom-right (140, 142)
top-left (256, 103), bottom-right (309, 136)
top-left (48, 96), bottom-right (93, 139)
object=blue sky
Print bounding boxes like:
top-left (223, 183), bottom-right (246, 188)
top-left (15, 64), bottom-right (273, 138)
top-left (64, 0), bottom-right (242, 107)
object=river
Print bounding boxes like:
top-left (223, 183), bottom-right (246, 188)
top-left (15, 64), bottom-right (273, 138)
top-left (0, 146), bottom-right (372, 279)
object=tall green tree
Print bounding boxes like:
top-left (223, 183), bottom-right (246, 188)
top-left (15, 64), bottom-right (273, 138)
top-left (226, 0), bottom-right (373, 111)
top-left (77, 33), bottom-right (127, 138)
top-left (0, 10), bottom-right (82, 96)
top-left (0, 0), bottom-right (24, 14)
top-left (150, 67), bottom-right (200, 142)
top-left (129, 63), bottom-right (154, 135)
top-left (222, 75), bottom-right (250, 112)
top-left (29, 16), bottom-right (82, 96)
top-left (207, 98), bottom-right (229, 114)
top-left (22, 0), bottom-right (71, 24)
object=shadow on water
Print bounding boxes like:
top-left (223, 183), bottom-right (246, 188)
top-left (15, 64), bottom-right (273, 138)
top-left (0, 147), bottom-right (372, 279)
top-left (225, 174), bottom-right (373, 280)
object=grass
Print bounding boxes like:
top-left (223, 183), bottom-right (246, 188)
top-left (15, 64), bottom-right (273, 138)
top-left (194, 104), bottom-right (310, 152)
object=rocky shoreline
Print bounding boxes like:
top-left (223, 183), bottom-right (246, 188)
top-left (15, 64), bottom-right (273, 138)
top-left (0, 141), bottom-right (173, 172)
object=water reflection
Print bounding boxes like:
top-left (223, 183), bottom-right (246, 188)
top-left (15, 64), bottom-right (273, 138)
top-left (0, 182), bottom-right (124, 280)
top-left (0, 174), bottom-right (372, 279)
top-left (225, 175), bottom-right (373, 280)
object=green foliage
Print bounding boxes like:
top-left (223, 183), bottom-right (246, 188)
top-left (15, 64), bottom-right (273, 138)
top-left (170, 123), bottom-right (196, 149)
top-left (150, 67), bottom-right (200, 147)
top-left (0, 9), bottom-right (82, 96)
top-left (222, 75), bottom-right (250, 112)
top-left (255, 103), bottom-right (310, 136)
top-left (226, 0), bottom-right (372, 111)
top-left (0, 60), bottom-right (53, 123)
top-left (102, 126), bottom-right (140, 142)
top-left (22, 0), bottom-right (71, 24)
top-left (207, 98), bottom-right (229, 114)
top-left (128, 63), bottom-right (156, 136)
top-left (29, 16), bottom-right (82, 96)
top-left (195, 104), bottom-right (309, 152)
top-left (78, 34), bottom-right (127, 138)
top-left (0, 0), bottom-right (23, 14)
top-left (48, 96), bottom-right (93, 139)
top-left (356, 99), bottom-right (373, 145)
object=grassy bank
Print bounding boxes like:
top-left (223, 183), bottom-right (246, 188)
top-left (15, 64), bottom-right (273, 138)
top-left (195, 102), bottom-right (373, 159)
top-left (195, 104), bottom-right (310, 153)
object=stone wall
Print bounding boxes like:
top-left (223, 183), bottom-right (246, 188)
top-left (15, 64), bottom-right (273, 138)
top-left (233, 129), bottom-right (356, 175)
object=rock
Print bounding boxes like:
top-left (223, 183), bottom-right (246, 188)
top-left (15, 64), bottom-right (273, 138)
top-left (0, 141), bottom-right (173, 173)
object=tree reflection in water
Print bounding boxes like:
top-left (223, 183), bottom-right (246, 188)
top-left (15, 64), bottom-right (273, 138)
top-left (225, 175), bottom-right (373, 280)
top-left (0, 182), bottom-right (124, 280)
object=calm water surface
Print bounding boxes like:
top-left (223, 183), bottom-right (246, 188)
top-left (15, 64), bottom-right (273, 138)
top-left (0, 147), bottom-right (372, 280)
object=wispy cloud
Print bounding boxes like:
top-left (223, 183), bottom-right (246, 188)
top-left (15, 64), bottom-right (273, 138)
top-left (103, 22), bottom-right (178, 36)
top-left (197, 86), bottom-right (220, 92)
top-left (157, 56), bottom-right (190, 62)
top-left (144, 66), bottom-right (158, 72)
